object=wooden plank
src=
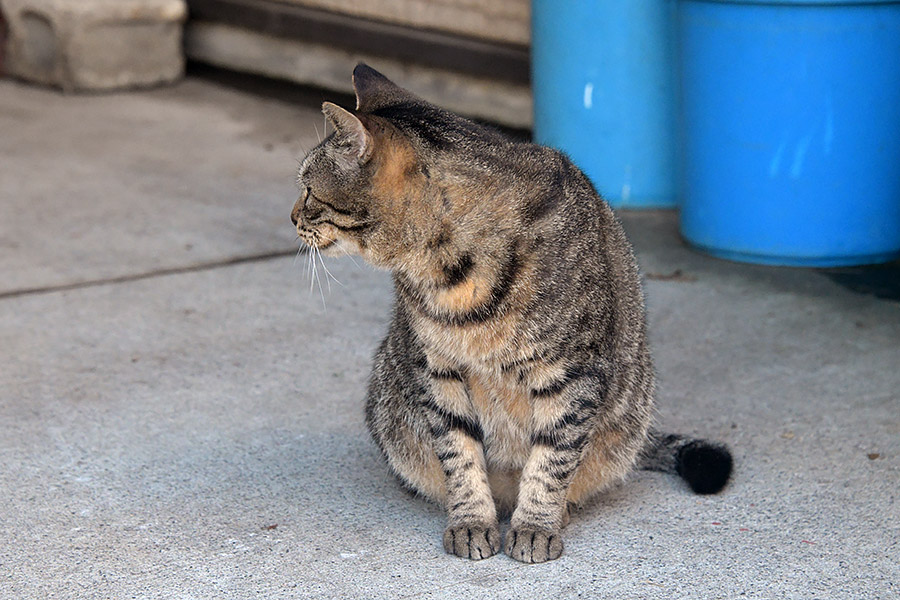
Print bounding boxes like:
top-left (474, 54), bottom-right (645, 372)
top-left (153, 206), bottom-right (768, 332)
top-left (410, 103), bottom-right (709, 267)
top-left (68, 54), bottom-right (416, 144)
top-left (185, 0), bottom-right (530, 84)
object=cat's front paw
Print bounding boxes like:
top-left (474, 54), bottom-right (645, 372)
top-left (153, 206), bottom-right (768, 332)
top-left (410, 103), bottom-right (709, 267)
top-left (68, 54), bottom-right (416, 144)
top-left (442, 522), bottom-right (501, 560)
top-left (504, 526), bottom-right (563, 563)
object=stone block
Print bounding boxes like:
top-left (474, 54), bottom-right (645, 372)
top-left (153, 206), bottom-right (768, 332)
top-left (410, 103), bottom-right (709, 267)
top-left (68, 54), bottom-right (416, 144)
top-left (0, 0), bottom-right (186, 91)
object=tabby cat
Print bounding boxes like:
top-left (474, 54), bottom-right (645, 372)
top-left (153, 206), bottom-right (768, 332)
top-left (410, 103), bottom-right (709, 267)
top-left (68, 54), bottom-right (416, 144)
top-left (292, 64), bottom-right (732, 563)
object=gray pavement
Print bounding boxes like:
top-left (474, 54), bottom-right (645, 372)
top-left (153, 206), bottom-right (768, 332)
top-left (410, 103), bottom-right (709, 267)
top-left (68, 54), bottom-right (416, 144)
top-left (1, 76), bottom-right (898, 599)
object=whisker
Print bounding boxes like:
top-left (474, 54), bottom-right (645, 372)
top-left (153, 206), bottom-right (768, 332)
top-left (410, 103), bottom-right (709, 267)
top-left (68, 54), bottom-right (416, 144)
top-left (313, 122), bottom-right (322, 143)
top-left (317, 247), bottom-right (331, 293)
top-left (336, 244), bottom-right (361, 270)
top-left (307, 243), bottom-right (316, 295)
top-left (302, 241), bottom-right (309, 278)
top-left (317, 247), bottom-right (343, 289)
top-left (313, 246), bottom-right (327, 310)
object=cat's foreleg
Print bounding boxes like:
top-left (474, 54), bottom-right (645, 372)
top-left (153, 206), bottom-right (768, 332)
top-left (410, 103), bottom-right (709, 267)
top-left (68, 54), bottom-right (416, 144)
top-left (506, 369), bottom-right (606, 563)
top-left (423, 365), bottom-right (500, 560)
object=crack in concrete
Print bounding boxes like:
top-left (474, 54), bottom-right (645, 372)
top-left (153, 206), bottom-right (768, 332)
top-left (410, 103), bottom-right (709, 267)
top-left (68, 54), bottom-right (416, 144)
top-left (0, 249), bottom-right (298, 301)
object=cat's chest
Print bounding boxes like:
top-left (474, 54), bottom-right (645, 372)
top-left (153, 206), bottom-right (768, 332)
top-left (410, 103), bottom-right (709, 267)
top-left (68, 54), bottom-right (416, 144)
top-left (467, 371), bottom-right (533, 469)
top-left (414, 313), bottom-right (525, 368)
top-left (413, 313), bottom-right (536, 467)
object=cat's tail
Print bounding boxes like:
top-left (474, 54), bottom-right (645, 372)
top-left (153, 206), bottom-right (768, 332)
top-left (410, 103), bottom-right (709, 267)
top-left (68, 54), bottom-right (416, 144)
top-left (638, 430), bottom-right (733, 494)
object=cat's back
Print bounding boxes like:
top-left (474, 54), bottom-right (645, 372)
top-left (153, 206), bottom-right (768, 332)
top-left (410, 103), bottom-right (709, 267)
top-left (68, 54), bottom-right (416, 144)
top-left (371, 96), bottom-right (648, 367)
top-left (486, 140), bottom-right (648, 359)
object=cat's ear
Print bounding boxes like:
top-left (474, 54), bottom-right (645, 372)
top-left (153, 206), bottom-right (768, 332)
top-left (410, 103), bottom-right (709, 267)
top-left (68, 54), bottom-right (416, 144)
top-left (352, 63), bottom-right (413, 112)
top-left (322, 101), bottom-right (373, 165)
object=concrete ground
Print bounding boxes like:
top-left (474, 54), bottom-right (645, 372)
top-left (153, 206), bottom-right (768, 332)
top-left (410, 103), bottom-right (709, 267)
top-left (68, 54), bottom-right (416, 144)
top-left (1, 73), bottom-right (897, 600)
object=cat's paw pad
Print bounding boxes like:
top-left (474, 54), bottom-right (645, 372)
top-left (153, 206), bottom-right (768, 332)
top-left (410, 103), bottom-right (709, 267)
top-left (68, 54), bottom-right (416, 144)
top-left (442, 523), bottom-right (501, 560)
top-left (504, 527), bottom-right (563, 563)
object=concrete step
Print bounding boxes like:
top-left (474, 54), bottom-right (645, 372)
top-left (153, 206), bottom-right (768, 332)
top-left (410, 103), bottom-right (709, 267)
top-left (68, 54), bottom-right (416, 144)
top-left (0, 0), bottom-right (186, 91)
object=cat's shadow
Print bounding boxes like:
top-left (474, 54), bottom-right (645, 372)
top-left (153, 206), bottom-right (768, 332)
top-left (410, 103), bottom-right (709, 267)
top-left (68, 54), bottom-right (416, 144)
top-left (143, 427), bottom-right (669, 550)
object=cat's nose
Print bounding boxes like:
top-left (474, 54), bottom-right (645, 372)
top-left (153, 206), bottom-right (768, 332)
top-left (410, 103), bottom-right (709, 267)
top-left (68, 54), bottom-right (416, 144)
top-left (291, 198), bottom-right (303, 226)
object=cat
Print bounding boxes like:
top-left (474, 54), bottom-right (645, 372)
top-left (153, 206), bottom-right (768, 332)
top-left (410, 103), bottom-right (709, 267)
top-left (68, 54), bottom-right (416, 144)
top-left (291, 64), bottom-right (732, 564)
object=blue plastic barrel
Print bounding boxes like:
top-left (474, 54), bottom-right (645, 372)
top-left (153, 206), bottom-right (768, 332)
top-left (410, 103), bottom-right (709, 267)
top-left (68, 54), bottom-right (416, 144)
top-left (532, 1), bottom-right (678, 208)
top-left (678, 0), bottom-right (900, 266)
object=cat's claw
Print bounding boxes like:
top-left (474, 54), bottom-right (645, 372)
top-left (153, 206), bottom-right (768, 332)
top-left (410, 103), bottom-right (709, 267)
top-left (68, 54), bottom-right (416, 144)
top-left (504, 527), bottom-right (563, 563)
top-left (442, 523), bottom-right (501, 560)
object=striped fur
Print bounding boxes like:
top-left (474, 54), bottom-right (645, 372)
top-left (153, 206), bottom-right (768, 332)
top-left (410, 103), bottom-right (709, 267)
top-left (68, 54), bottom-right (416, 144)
top-left (293, 64), bottom-right (732, 563)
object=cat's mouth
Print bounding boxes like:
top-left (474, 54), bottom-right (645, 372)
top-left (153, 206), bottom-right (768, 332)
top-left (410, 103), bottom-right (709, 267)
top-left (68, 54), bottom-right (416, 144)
top-left (297, 226), bottom-right (336, 251)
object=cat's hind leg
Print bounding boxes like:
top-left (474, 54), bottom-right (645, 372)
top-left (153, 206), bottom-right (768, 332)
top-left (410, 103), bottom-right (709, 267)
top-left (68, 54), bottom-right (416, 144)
top-left (565, 426), bottom-right (647, 507)
top-left (365, 347), bottom-right (447, 506)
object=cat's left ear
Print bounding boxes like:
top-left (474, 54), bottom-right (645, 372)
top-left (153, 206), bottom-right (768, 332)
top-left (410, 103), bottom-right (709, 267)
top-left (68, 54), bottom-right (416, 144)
top-left (322, 102), bottom-right (373, 165)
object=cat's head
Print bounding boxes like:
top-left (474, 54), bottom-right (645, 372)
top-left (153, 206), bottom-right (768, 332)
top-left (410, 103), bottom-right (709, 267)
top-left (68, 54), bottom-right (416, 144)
top-left (292, 64), bottom-right (431, 268)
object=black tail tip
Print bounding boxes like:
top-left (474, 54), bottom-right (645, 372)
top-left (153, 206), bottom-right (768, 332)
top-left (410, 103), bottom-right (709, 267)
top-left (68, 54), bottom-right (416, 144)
top-left (676, 440), bottom-right (733, 495)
